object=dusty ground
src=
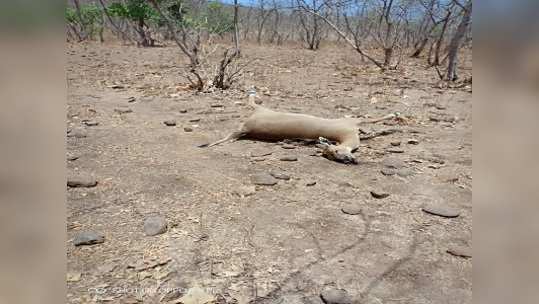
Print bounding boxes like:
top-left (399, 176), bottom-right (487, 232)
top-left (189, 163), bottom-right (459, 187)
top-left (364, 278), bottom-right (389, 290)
top-left (67, 41), bottom-right (472, 304)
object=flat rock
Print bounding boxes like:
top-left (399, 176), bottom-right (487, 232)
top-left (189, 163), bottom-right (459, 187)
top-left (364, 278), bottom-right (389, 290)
top-left (163, 120), bottom-right (177, 126)
top-left (390, 141), bottom-right (401, 146)
top-left (67, 130), bottom-right (87, 138)
top-left (270, 172), bottom-right (291, 180)
top-left (114, 108), bottom-right (132, 114)
top-left (210, 103), bottom-right (224, 108)
top-left (396, 168), bottom-right (414, 177)
top-left (251, 173), bottom-right (278, 186)
top-left (83, 120), bottom-right (99, 126)
top-left (280, 156), bottom-right (298, 161)
top-left (341, 206), bottom-right (362, 215)
top-left (67, 177), bottom-right (97, 188)
top-left (281, 144), bottom-right (296, 149)
top-left (236, 185), bottom-right (256, 197)
top-left (422, 204), bottom-right (460, 218)
top-left (189, 118), bottom-right (201, 122)
top-left (370, 191), bottom-right (389, 199)
top-left (179, 109), bottom-right (188, 113)
top-left (447, 245), bottom-right (472, 258)
top-left (320, 288), bottom-right (352, 304)
top-left (143, 216), bottom-right (168, 236)
top-left (381, 168), bottom-right (396, 176)
top-left (407, 139), bottom-right (419, 145)
top-left (382, 157), bottom-right (405, 169)
top-left (184, 127), bottom-right (193, 132)
top-left (251, 150), bottom-right (273, 157)
top-left (73, 231), bottom-right (104, 246)
top-left (387, 148), bottom-right (405, 154)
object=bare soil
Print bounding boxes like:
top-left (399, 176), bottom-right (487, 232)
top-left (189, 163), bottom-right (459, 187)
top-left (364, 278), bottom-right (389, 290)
top-left (67, 42), bottom-right (472, 304)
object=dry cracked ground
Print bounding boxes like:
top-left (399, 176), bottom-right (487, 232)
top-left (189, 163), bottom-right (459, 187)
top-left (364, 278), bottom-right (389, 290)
top-left (67, 42), bottom-right (472, 304)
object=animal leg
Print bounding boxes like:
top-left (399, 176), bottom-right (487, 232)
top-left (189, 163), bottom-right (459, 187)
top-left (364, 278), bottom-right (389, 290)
top-left (206, 130), bottom-right (246, 148)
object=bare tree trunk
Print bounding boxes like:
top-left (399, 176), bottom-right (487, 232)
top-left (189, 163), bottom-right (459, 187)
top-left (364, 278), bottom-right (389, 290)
top-left (445, 1), bottom-right (472, 81)
top-left (72, 0), bottom-right (88, 41)
top-left (233, 0), bottom-right (240, 51)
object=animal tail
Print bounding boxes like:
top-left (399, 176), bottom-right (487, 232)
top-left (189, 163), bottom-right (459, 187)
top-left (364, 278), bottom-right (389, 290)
top-left (205, 131), bottom-right (246, 148)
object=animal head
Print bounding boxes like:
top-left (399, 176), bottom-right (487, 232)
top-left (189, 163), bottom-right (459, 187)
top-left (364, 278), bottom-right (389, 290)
top-left (318, 138), bottom-right (357, 164)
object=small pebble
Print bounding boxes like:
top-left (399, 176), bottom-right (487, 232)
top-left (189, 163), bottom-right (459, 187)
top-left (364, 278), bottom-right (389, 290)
top-left (447, 245), bottom-right (472, 258)
top-left (114, 108), bottom-right (132, 114)
top-left (270, 172), bottom-right (291, 180)
top-left (370, 191), bottom-right (390, 199)
top-left (184, 127), bottom-right (193, 132)
top-left (305, 181), bottom-right (317, 186)
top-left (67, 130), bottom-right (87, 138)
top-left (341, 206), bottom-right (362, 215)
top-left (407, 139), bottom-right (419, 145)
top-left (179, 109), bottom-right (188, 113)
top-left (281, 144), bottom-right (296, 149)
top-left (251, 173), bottom-right (278, 186)
top-left (390, 141), bottom-right (401, 146)
top-left (143, 216), bottom-right (168, 236)
top-left (83, 121), bottom-right (99, 126)
top-left (210, 103), bottom-right (224, 108)
top-left (422, 204), bottom-right (460, 218)
top-left (381, 168), bottom-right (396, 176)
top-left (189, 118), bottom-right (201, 122)
top-left (67, 178), bottom-right (97, 188)
top-left (280, 156), bottom-right (298, 161)
top-left (320, 288), bottom-right (352, 304)
top-left (127, 96), bottom-right (136, 103)
top-left (163, 120), bottom-right (176, 126)
top-left (73, 231), bottom-right (104, 246)
top-left (67, 155), bottom-right (79, 161)
top-left (387, 148), bottom-right (404, 153)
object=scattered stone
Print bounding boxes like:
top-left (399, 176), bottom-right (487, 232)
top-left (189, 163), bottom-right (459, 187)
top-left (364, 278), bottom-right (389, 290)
top-left (382, 157), bottom-right (405, 169)
top-left (179, 109), bottom-right (188, 113)
top-left (251, 173), bottom-right (278, 186)
top-left (73, 231), bottom-right (105, 246)
top-left (387, 148), bottom-right (405, 153)
top-left (422, 204), bottom-right (461, 218)
top-left (114, 108), bottom-right (132, 114)
top-left (280, 156), bottom-right (298, 161)
top-left (184, 127), bottom-right (193, 132)
top-left (341, 206), bottom-right (362, 215)
top-left (189, 118), bottom-right (201, 122)
top-left (381, 168), bottom-right (396, 176)
top-left (67, 271), bottom-right (82, 282)
top-left (67, 155), bottom-right (79, 161)
top-left (370, 191), bottom-right (390, 199)
top-left (320, 288), bottom-right (352, 304)
top-left (343, 87), bottom-right (353, 91)
top-left (178, 287), bottom-right (215, 304)
top-left (390, 141), bottom-right (401, 146)
top-left (305, 181), bottom-right (317, 186)
top-left (270, 172), bottom-right (291, 180)
top-left (67, 177), bottom-right (97, 188)
top-left (210, 103), bottom-right (224, 108)
top-left (109, 84), bottom-right (124, 89)
top-left (163, 120), bottom-right (177, 126)
top-left (83, 120), bottom-right (99, 126)
top-left (407, 139), bottom-right (419, 145)
top-left (127, 96), bottom-right (136, 103)
top-left (143, 216), bottom-right (168, 236)
top-left (447, 245), bottom-right (472, 258)
top-left (250, 150), bottom-right (273, 157)
top-left (67, 130), bottom-right (87, 138)
top-left (236, 185), bottom-right (256, 197)
top-left (396, 168), bottom-right (414, 177)
top-left (281, 144), bottom-right (296, 149)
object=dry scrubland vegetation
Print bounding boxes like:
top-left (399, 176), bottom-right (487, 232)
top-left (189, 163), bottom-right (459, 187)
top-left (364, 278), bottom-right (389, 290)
top-left (67, 0), bottom-right (472, 303)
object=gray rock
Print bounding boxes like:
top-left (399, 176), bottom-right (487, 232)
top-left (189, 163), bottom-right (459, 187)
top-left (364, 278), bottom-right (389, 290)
top-left (251, 173), bottom-right (278, 186)
top-left (341, 206), bottom-right (362, 215)
top-left (396, 168), bottom-right (414, 177)
top-left (114, 108), bottom-right (132, 114)
top-left (422, 204), bottom-right (460, 218)
top-left (251, 150), bottom-right (273, 157)
top-left (164, 120), bottom-right (177, 126)
top-left (447, 245), bottom-right (472, 258)
top-left (320, 288), bottom-right (352, 304)
top-left (74, 231), bottom-right (104, 246)
top-left (382, 157), bottom-right (405, 169)
top-left (381, 168), bottom-right (396, 176)
top-left (67, 130), bottom-right (87, 138)
top-left (270, 172), bottom-right (291, 180)
top-left (67, 177), bottom-right (97, 188)
top-left (370, 191), bottom-right (389, 199)
top-left (83, 120), bottom-right (99, 126)
top-left (280, 156), bottom-right (298, 161)
top-left (144, 216), bottom-right (168, 236)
